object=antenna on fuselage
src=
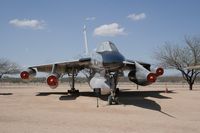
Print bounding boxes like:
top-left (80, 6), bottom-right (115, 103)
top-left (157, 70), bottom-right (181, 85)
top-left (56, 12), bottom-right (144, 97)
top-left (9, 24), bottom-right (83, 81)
top-left (83, 25), bottom-right (89, 55)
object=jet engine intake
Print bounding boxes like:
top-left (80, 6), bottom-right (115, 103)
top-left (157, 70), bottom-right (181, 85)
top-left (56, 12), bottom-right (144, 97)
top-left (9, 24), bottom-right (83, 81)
top-left (156, 67), bottom-right (164, 76)
top-left (151, 67), bottom-right (164, 76)
top-left (128, 70), bottom-right (157, 86)
top-left (20, 68), bottom-right (36, 80)
top-left (46, 73), bottom-right (60, 89)
top-left (128, 62), bottom-right (157, 86)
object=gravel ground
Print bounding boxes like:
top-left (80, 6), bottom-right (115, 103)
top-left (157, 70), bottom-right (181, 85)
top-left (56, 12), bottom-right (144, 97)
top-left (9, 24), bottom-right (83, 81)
top-left (0, 83), bottom-right (200, 133)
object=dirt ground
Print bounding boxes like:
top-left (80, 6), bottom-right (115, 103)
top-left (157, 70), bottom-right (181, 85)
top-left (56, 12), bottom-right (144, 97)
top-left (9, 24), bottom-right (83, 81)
top-left (0, 83), bottom-right (200, 133)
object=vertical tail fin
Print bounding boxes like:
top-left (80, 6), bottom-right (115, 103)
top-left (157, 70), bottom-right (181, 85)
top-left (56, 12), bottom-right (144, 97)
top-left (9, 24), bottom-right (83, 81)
top-left (83, 25), bottom-right (89, 55)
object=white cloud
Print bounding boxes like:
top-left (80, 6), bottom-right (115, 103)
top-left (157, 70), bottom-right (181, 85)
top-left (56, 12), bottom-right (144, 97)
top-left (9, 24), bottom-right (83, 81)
top-left (94, 23), bottom-right (125, 37)
top-left (9, 19), bottom-right (46, 29)
top-left (127, 13), bottom-right (146, 21)
top-left (85, 17), bottom-right (96, 21)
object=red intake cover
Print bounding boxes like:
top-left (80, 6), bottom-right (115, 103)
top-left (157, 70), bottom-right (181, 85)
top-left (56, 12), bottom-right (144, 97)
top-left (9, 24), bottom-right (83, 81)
top-left (156, 68), bottom-right (164, 76)
top-left (20, 71), bottom-right (29, 79)
top-left (147, 73), bottom-right (157, 83)
top-left (47, 75), bottom-right (58, 89)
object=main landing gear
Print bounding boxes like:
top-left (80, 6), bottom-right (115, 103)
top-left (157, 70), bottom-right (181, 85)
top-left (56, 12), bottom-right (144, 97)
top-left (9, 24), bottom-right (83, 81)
top-left (68, 88), bottom-right (79, 94)
top-left (67, 68), bottom-right (79, 94)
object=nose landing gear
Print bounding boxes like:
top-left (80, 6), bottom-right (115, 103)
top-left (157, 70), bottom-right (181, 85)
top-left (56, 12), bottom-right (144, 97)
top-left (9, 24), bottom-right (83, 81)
top-left (107, 73), bottom-right (120, 105)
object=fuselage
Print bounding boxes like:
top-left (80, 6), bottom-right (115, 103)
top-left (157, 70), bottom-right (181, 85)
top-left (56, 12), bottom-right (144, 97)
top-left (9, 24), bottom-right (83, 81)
top-left (88, 41), bottom-right (125, 95)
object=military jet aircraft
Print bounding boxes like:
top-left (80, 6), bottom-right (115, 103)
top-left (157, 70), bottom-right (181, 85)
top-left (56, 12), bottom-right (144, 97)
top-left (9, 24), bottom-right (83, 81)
top-left (20, 26), bottom-right (164, 105)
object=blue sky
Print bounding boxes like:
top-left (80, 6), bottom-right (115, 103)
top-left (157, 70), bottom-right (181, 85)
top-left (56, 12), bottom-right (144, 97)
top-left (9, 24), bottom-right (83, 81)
top-left (1, 0), bottom-right (200, 75)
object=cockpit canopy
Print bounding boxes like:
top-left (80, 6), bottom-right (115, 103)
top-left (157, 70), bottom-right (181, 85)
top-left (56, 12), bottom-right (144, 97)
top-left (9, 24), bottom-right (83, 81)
top-left (96, 41), bottom-right (119, 53)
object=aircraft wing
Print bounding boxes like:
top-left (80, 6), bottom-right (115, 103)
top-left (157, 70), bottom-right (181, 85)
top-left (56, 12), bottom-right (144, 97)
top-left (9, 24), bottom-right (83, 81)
top-left (123, 59), bottom-right (151, 71)
top-left (28, 57), bottom-right (91, 74)
top-left (185, 65), bottom-right (200, 70)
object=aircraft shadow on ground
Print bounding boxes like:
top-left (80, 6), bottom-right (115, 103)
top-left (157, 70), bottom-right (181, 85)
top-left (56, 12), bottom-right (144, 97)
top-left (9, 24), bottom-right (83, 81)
top-left (36, 90), bottom-right (175, 117)
top-left (0, 93), bottom-right (13, 95)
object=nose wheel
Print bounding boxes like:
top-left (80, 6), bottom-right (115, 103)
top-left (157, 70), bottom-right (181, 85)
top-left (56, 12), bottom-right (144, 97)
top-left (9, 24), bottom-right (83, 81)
top-left (108, 95), bottom-right (119, 105)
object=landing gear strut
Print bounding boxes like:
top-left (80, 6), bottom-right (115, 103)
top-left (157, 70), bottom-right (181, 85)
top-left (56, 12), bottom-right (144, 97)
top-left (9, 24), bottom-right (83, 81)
top-left (67, 68), bottom-right (79, 94)
top-left (107, 73), bottom-right (120, 105)
top-left (94, 88), bottom-right (101, 108)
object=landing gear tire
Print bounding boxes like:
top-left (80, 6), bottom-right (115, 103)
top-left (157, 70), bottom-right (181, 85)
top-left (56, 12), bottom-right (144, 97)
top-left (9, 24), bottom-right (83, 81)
top-left (114, 97), bottom-right (119, 104)
top-left (68, 89), bottom-right (79, 94)
top-left (116, 88), bottom-right (120, 95)
top-left (108, 95), bottom-right (113, 105)
top-left (108, 95), bottom-right (119, 105)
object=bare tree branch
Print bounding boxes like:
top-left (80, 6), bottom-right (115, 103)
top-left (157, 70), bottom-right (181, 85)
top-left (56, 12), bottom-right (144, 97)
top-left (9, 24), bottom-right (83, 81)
top-left (0, 58), bottom-right (21, 78)
top-left (154, 36), bottom-right (200, 90)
